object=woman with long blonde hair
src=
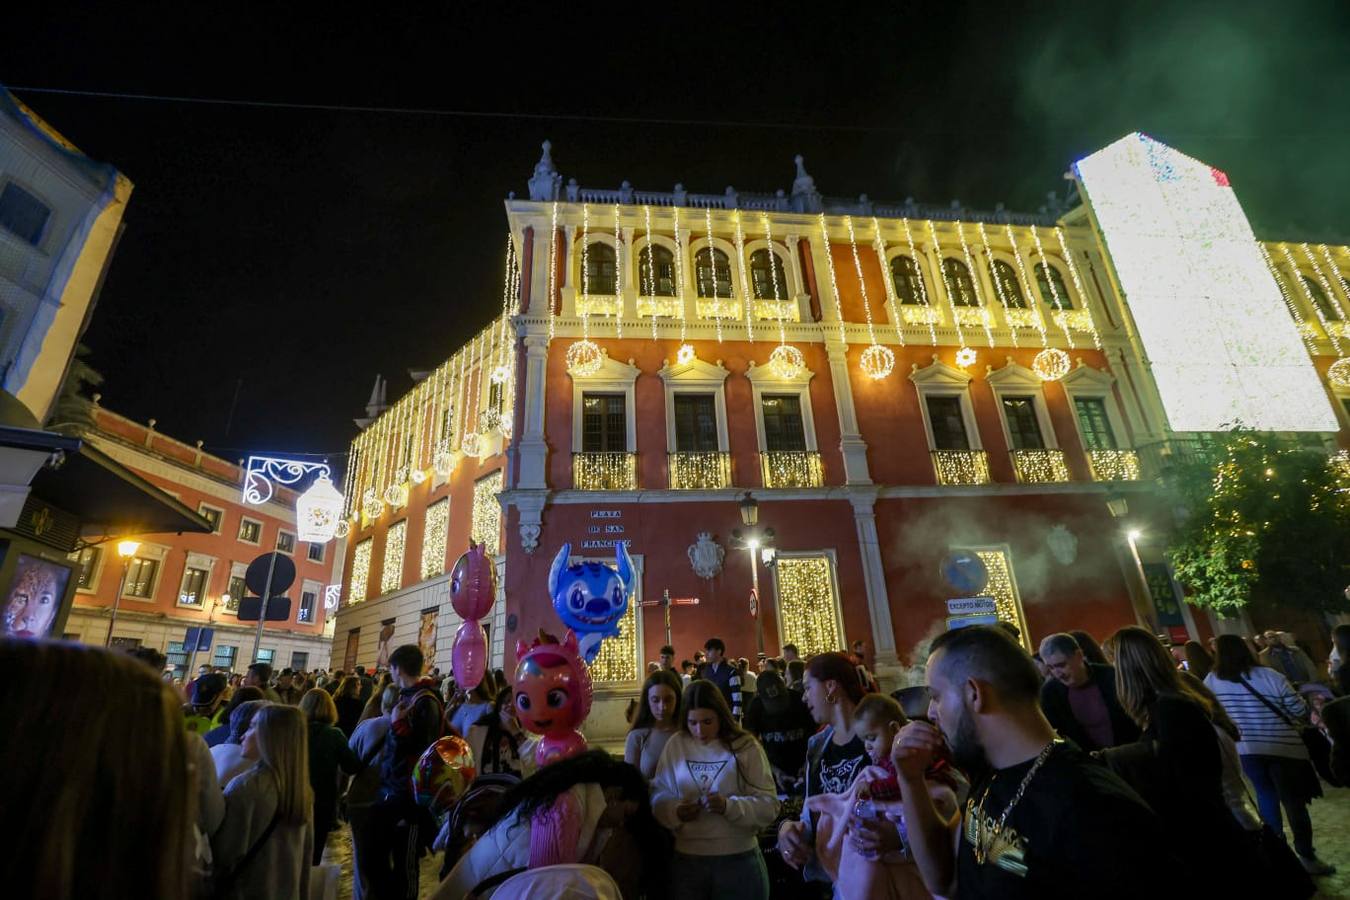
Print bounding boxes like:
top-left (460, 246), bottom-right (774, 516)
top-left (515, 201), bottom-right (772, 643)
top-left (1, 640), bottom-right (192, 900)
top-left (212, 704), bottom-right (314, 899)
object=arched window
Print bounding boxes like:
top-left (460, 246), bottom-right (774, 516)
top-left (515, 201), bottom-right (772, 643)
top-left (1302, 276), bottom-right (1342, 321)
top-left (584, 242), bottom-right (617, 295)
top-left (639, 244), bottom-right (677, 297)
top-left (695, 247), bottom-right (734, 298)
top-left (942, 258), bottom-right (978, 307)
top-left (749, 248), bottom-right (790, 300)
top-left (1034, 263), bottom-right (1073, 310)
top-left (990, 260), bottom-right (1027, 309)
top-left (889, 255), bottom-right (927, 305)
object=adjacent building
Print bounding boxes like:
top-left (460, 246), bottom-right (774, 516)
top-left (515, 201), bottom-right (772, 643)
top-left (59, 405), bottom-right (344, 676)
top-left (332, 136), bottom-right (1350, 738)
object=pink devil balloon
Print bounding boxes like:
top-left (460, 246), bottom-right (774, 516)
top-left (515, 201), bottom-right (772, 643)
top-left (513, 629), bottom-right (593, 767)
top-left (450, 544), bottom-right (497, 621)
top-left (452, 620), bottom-right (488, 690)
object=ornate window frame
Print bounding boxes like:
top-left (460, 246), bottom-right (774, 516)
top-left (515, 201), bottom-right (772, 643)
top-left (657, 354), bottom-right (730, 453)
top-left (746, 356), bottom-right (818, 452)
top-left (1060, 362), bottom-right (1133, 450)
top-left (570, 351), bottom-right (640, 453)
top-left (909, 356), bottom-right (981, 451)
top-left (986, 359), bottom-right (1059, 450)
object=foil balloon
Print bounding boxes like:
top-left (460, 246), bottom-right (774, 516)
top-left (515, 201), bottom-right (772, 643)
top-left (548, 542), bottom-right (635, 664)
top-left (452, 620), bottom-right (488, 690)
top-left (513, 629), bottom-right (593, 767)
top-left (413, 735), bottom-right (477, 818)
top-left (450, 543), bottom-right (497, 621)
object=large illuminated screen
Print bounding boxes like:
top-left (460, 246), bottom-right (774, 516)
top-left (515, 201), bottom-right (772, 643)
top-left (1074, 134), bottom-right (1337, 432)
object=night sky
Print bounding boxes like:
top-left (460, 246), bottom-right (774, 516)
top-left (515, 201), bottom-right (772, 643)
top-left (6, 2), bottom-right (1348, 458)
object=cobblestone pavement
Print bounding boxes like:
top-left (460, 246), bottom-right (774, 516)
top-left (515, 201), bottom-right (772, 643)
top-left (318, 786), bottom-right (1350, 899)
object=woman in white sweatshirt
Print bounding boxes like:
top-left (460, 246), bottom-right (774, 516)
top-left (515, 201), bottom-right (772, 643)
top-left (652, 679), bottom-right (780, 900)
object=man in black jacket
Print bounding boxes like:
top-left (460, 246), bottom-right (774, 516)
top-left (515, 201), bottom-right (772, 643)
top-left (365, 644), bottom-right (443, 900)
top-left (1038, 632), bottom-right (1139, 751)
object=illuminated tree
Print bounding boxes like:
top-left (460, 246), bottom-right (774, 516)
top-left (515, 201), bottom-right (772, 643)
top-left (1166, 430), bottom-right (1350, 615)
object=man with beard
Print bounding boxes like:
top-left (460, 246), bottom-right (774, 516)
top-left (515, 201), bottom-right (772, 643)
top-left (892, 625), bottom-right (1181, 899)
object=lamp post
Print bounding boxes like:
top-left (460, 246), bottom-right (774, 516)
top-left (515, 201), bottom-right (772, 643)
top-left (104, 539), bottom-right (141, 647)
top-left (732, 492), bottom-right (775, 656)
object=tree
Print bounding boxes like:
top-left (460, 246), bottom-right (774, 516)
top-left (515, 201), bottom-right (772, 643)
top-left (47, 343), bottom-right (103, 436)
top-left (1166, 429), bottom-right (1350, 616)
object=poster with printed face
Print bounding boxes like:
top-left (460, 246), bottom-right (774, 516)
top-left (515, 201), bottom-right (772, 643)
top-left (3, 555), bottom-right (71, 639)
top-left (418, 610), bottom-right (437, 667)
top-left (377, 620), bottom-right (396, 669)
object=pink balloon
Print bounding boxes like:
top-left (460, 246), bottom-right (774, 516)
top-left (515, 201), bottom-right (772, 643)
top-left (450, 545), bottom-right (496, 621)
top-left (452, 620), bottom-right (487, 690)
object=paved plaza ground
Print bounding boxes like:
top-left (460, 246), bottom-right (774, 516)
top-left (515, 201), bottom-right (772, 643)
top-left (323, 785), bottom-right (1350, 899)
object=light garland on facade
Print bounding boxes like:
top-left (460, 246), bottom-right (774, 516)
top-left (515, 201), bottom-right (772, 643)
top-left (760, 449), bottom-right (824, 488)
top-left (471, 471), bottom-right (503, 555)
top-left (761, 212), bottom-right (800, 377)
top-left (1029, 226), bottom-right (1077, 350)
top-left (1260, 246), bottom-right (1320, 345)
top-left (1032, 348), bottom-right (1072, 381)
top-left (1280, 244), bottom-right (1343, 356)
top-left (1005, 224), bottom-right (1051, 350)
top-left (643, 205), bottom-right (659, 341)
top-left (547, 201), bottom-right (558, 340)
top-left (704, 208), bottom-right (725, 344)
top-left (1316, 244), bottom-right (1350, 322)
top-left (349, 538), bottom-right (372, 603)
top-left (872, 217), bottom-right (909, 351)
top-left (1085, 448), bottom-right (1143, 482)
top-left (1055, 228), bottom-right (1103, 350)
top-left (673, 205), bottom-right (692, 364)
top-left (735, 211), bottom-right (755, 343)
top-left (973, 548), bottom-right (1027, 638)
top-left (977, 221), bottom-right (1019, 348)
top-left (421, 497), bottom-right (450, 580)
top-left (668, 451), bottom-right (732, 489)
top-left (588, 598), bottom-right (639, 683)
top-left (1010, 448), bottom-right (1070, 483)
top-left (769, 344), bottom-right (806, 380)
top-left (613, 204), bottom-right (624, 340)
top-left (845, 215), bottom-right (895, 379)
top-left (928, 220), bottom-right (973, 366)
top-left (817, 213), bottom-right (850, 345)
top-left (900, 218), bottom-right (939, 345)
top-left (775, 555), bottom-right (842, 658)
top-left (955, 221), bottom-right (996, 347)
top-left (568, 203), bottom-right (603, 377)
top-left (931, 449), bottom-right (991, 485)
top-left (462, 330), bottom-right (487, 458)
top-left (381, 519), bottom-right (407, 595)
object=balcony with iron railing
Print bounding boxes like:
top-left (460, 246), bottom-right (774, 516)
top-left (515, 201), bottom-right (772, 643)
top-left (1009, 449), bottom-right (1070, 484)
top-left (572, 452), bottom-right (638, 490)
top-left (1085, 449), bottom-right (1142, 482)
top-left (932, 450), bottom-right (991, 486)
top-left (668, 452), bottom-right (732, 489)
top-left (760, 451), bottom-right (824, 488)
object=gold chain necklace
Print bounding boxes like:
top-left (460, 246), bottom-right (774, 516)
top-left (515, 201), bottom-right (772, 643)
top-left (970, 739), bottom-right (1058, 864)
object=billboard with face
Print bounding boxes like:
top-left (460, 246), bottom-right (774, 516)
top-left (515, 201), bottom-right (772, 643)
top-left (3, 554), bottom-right (72, 638)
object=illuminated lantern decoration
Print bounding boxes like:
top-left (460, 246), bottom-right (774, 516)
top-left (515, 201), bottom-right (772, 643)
top-left (955, 346), bottom-right (977, 368)
top-left (460, 431), bottom-right (481, 459)
top-left (859, 344), bottom-right (895, 380)
top-left (433, 448), bottom-right (456, 478)
top-left (769, 344), bottom-right (805, 379)
top-left (295, 475), bottom-right (344, 543)
top-left (362, 492), bottom-right (384, 521)
top-left (1032, 347), bottom-right (1072, 382)
top-left (490, 364), bottom-right (510, 385)
top-left (480, 407), bottom-right (502, 433)
top-left (566, 339), bottom-right (603, 377)
top-left (410, 468), bottom-right (427, 485)
top-left (383, 483), bottom-right (408, 509)
top-left (677, 344), bottom-right (696, 365)
top-left (1329, 357), bottom-right (1350, 388)
top-left (334, 519), bottom-right (352, 538)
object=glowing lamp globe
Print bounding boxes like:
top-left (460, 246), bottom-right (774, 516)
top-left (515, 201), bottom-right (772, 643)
top-left (490, 364), bottom-right (510, 385)
top-left (1032, 347), bottom-right (1071, 382)
top-left (295, 475), bottom-right (344, 543)
top-left (1329, 357), bottom-right (1350, 389)
top-left (433, 448), bottom-right (456, 478)
top-left (955, 346), bottom-right (977, 368)
top-left (769, 344), bottom-right (805, 379)
top-left (566, 340), bottom-right (603, 377)
top-left (860, 344), bottom-right (895, 380)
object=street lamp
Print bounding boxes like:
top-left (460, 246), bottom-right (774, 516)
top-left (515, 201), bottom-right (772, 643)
top-left (104, 539), bottom-right (141, 647)
top-left (732, 493), bottom-right (775, 655)
top-left (1105, 490), bottom-right (1129, 519)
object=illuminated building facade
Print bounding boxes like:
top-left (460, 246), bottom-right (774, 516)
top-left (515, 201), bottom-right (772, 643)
top-left (61, 405), bottom-right (344, 676)
top-left (334, 137), bottom-right (1350, 729)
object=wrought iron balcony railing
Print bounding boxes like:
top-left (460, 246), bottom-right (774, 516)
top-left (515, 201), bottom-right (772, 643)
top-left (572, 452), bottom-right (637, 491)
top-left (668, 452), bottom-right (732, 489)
top-left (932, 450), bottom-right (991, 486)
top-left (1010, 448), bottom-right (1070, 484)
top-left (760, 451), bottom-right (824, 488)
top-left (1085, 449), bottom-right (1142, 482)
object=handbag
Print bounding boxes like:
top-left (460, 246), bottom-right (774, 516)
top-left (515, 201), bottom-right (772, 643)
top-left (1238, 676), bottom-right (1339, 788)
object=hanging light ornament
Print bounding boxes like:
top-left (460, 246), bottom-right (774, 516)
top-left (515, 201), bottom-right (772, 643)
top-left (1032, 347), bottom-right (1072, 381)
top-left (1329, 357), bottom-right (1350, 388)
top-left (955, 346), bottom-right (978, 368)
top-left (433, 447), bottom-right (456, 478)
top-left (672, 204), bottom-right (695, 370)
top-left (334, 519), bottom-right (352, 539)
top-left (927, 220), bottom-right (974, 369)
top-left (845, 216), bottom-right (894, 379)
top-left (568, 202), bottom-right (604, 377)
top-left (410, 468), bottom-right (427, 485)
top-left (676, 344), bottom-right (696, 365)
top-left (362, 490), bottom-right (384, 521)
top-left (460, 430), bottom-right (482, 459)
top-left (490, 364), bottom-right (509, 385)
top-left (383, 482), bottom-right (408, 508)
top-left (769, 344), bottom-right (805, 379)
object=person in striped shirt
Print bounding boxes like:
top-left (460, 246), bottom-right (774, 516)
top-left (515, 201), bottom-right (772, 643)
top-left (1205, 634), bottom-right (1334, 877)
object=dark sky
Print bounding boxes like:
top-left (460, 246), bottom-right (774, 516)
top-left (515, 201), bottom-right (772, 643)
top-left (5, 2), bottom-right (1348, 457)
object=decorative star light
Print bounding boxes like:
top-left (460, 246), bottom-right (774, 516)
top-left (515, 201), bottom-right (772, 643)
top-left (1032, 348), bottom-right (1072, 382)
top-left (955, 346), bottom-right (977, 368)
top-left (677, 344), bottom-right (696, 365)
top-left (490, 364), bottom-right (510, 384)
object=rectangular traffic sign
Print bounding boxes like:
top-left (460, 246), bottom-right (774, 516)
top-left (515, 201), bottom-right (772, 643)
top-left (946, 597), bottom-right (997, 616)
top-left (946, 613), bottom-right (1001, 631)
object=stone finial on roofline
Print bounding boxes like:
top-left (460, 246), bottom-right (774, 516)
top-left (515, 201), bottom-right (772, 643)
top-left (528, 139), bottom-right (562, 201)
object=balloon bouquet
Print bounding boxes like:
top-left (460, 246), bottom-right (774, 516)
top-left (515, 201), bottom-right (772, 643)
top-left (511, 541), bottom-right (636, 769)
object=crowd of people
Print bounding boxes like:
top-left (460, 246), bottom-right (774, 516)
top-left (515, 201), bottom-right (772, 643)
top-left (6, 619), bottom-right (1350, 899)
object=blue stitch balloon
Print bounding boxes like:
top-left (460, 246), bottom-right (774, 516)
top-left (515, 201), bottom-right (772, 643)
top-left (548, 542), bottom-right (636, 664)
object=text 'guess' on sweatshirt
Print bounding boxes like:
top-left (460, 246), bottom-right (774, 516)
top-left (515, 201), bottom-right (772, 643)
top-left (651, 731), bottom-right (780, 856)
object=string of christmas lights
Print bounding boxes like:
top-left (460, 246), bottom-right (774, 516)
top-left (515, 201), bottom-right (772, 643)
top-left (1055, 228), bottom-right (1103, 350)
top-left (1005, 225), bottom-right (1049, 349)
top-left (845, 215), bottom-right (895, 379)
top-left (705, 208), bottom-right (725, 343)
top-left (900, 218), bottom-right (939, 345)
top-left (643, 205), bottom-right (658, 341)
top-left (955, 221), bottom-right (996, 348)
top-left (1257, 242), bottom-right (1317, 352)
top-left (1317, 244), bottom-right (1350, 313)
top-left (871, 217), bottom-right (910, 349)
top-left (547, 201), bottom-right (558, 341)
top-left (1029, 226), bottom-right (1077, 350)
top-left (567, 203), bottom-right (603, 376)
top-left (978, 221), bottom-right (1019, 349)
top-left (613, 204), bottom-right (624, 340)
top-left (817, 214), bottom-right (849, 345)
top-left (926, 220), bottom-right (972, 365)
top-left (734, 211), bottom-right (755, 343)
top-left (762, 213), bottom-right (801, 377)
top-left (1302, 243), bottom-right (1349, 321)
top-left (673, 206), bottom-right (693, 364)
top-left (1280, 244), bottom-right (1343, 355)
